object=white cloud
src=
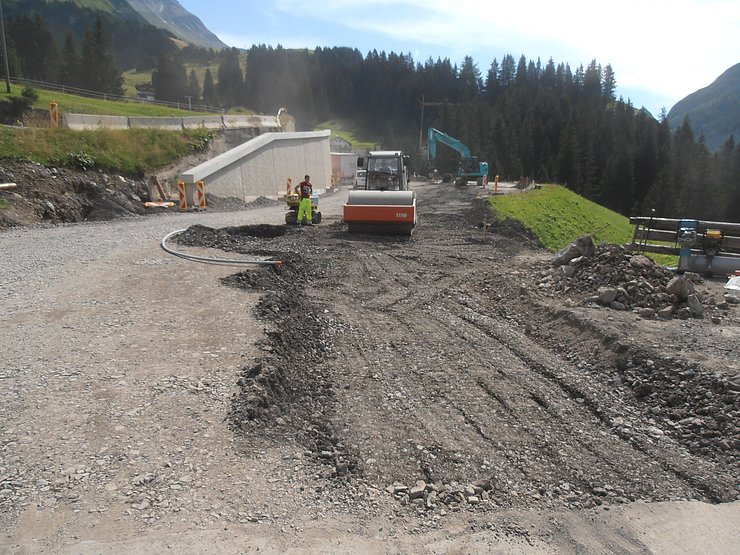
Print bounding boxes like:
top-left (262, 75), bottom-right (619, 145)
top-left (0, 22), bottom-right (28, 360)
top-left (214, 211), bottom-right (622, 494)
top-left (285, 0), bottom-right (736, 97)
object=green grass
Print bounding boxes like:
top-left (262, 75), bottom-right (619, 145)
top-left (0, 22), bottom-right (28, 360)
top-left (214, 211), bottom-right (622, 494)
top-left (0, 126), bottom-right (214, 175)
top-left (1, 85), bottom-right (210, 117)
top-left (0, 84), bottom-right (217, 174)
top-left (316, 118), bottom-right (377, 150)
top-left (489, 184), bottom-right (677, 265)
top-left (0, 198), bottom-right (9, 209)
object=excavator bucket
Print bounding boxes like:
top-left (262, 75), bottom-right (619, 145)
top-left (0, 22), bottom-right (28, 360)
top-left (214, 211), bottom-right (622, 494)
top-left (343, 190), bottom-right (417, 236)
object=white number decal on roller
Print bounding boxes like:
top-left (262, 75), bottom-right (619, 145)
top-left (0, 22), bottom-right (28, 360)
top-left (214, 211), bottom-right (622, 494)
top-left (396, 213), bottom-right (407, 218)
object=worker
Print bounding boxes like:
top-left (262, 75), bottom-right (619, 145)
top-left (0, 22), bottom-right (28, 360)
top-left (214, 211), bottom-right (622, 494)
top-left (295, 174), bottom-right (313, 225)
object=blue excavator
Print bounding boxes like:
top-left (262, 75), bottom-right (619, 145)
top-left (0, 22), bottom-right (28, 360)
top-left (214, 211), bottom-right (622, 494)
top-left (427, 127), bottom-right (489, 186)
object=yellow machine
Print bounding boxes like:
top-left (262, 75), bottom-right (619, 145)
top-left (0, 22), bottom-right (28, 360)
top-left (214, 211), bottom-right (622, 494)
top-left (285, 192), bottom-right (322, 225)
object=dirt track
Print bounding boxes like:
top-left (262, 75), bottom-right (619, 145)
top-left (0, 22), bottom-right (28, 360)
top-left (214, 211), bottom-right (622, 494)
top-left (1, 180), bottom-right (739, 553)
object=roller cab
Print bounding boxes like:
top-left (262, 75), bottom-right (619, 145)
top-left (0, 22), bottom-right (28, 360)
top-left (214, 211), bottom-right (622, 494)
top-left (343, 150), bottom-right (417, 236)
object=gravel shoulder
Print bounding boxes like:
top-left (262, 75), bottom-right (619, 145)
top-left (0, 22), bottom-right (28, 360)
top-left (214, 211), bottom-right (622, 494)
top-left (1, 180), bottom-right (738, 553)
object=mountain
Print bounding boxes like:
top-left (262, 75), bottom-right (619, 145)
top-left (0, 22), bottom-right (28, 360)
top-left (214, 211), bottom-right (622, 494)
top-left (667, 63), bottom-right (740, 152)
top-left (125, 0), bottom-right (227, 50)
top-left (3, 0), bottom-right (226, 62)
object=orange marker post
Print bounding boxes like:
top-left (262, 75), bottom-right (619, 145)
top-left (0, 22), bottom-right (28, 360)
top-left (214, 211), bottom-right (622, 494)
top-left (177, 180), bottom-right (188, 211)
top-left (50, 102), bottom-right (59, 128)
top-left (196, 181), bottom-right (207, 209)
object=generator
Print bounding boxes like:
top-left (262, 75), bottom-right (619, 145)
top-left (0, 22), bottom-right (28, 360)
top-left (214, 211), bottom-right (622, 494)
top-left (631, 216), bottom-right (740, 277)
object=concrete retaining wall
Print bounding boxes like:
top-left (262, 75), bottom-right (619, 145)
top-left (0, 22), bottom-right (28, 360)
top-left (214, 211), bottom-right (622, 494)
top-left (64, 114), bottom-right (129, 130)
top-left (129, 117), bottom-right (184, 130)
top-left (183, 116), bottom-right (224, 130)
top-left (180, 130), bottom-right (332, 201)
top-left (222, 115), bottom-right (278, 129)
top-left (64, 113), bottom-right (282, 132)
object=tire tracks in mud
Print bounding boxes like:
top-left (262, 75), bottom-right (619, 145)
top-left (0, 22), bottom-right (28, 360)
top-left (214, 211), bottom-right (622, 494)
top-left (208, 182), bottom-right (737, 511)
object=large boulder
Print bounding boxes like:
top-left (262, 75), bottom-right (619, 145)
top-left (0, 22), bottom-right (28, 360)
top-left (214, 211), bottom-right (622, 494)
top-left (666, 276), bottom-right (695, 301)
top-left (552, 235), bottom-right (596, 267)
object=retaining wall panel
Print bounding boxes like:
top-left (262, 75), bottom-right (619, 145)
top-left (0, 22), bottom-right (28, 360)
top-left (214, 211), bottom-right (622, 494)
top-left (129, 117), bottom-right (184, 130)
top-left (65, 114), bottom-right (129, 130)
top-left (183, 116), bottom-right (224, 130)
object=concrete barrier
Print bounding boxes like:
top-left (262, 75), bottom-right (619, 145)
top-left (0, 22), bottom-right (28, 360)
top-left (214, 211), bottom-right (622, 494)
top-left (65, 114), bottom-right (129, 130)
top-left (63, 113), bottom-right (280, 132)
top-left (222, 115), bottom-right (281, 130)
top-left (183, 116), bottom-right (224, 130)
top-left (181, 130), bottom-right (332, 201)
top-left (129, 117), bottom-right (184, 130)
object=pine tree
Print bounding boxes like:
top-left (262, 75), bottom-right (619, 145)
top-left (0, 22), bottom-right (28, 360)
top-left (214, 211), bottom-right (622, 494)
top-left (484, 59), bottom-right (500, 104)
top-left (458, 56), bottom-right (481, 101)
top-left (217, 47), bottom-right (243, 107)
top-left (202, 69), bottom-right (218, 106)
top-left (12, 14), bottom-right (58, 81)
top-left (59, 32), bottom-right (80, 87)
top-left (187, 69), bottom-right (201, 103)
top-left (602, 64), bottom-right (616, 101)
top-left (642, 169), bottom-right (677, 216)
top-left (152, 53), bottom-right (188, 103)
top-left (79, 18), bottom-right (123, 95)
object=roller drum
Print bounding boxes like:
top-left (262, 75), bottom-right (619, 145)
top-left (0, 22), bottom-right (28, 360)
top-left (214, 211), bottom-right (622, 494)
top-left (346, 190), bottom-right (415, 206)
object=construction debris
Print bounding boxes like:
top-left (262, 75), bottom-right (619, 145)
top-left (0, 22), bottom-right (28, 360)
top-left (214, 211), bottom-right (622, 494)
top-left (539, 243), bottom-right (731, 319)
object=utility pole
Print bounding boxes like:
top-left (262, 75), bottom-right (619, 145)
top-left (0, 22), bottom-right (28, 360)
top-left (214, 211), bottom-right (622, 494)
top-left (417, 96), bottom-right (446, 151)
top-left (0, 0), bottom-right (11, 93)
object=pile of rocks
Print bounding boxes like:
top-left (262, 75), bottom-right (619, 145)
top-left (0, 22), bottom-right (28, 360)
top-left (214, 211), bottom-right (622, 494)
top-left (385, 478), bottom-right (636, 511)
top-left (538, 239), bottom-right (735, 319)
top-left (615, 350), bottom-right (740, 471)
top-left (387, 479), bottom-right (493, 510)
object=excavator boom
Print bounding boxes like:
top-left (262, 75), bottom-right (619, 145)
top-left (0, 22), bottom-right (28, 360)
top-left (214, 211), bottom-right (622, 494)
top-left (427, 127), bottom-right (488, 186)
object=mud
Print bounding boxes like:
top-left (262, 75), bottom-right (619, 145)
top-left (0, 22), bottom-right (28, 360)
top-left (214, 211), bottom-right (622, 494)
top-left (176, 183), bottom-right (739, 516)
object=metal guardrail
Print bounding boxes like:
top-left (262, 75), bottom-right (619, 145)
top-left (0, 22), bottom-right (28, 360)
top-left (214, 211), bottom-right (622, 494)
top-left (8, 77), bottom-right (224, 114)
top-left (628, 216), bottom-right (740, 257)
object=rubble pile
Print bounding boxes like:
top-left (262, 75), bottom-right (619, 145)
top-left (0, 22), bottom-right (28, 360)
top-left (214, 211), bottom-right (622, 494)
top-left (538, 241), bottom-right (734, 320)
top-left (388, 479), bottom-right (494, 511)
top-left (386, 477), bottom-right (635, 511)
top-left (615, 350), bottom-right (740, 469)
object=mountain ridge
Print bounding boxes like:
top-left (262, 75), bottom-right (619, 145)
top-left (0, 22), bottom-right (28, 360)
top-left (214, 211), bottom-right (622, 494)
top-left (667, 63), bottom-right (740, 151)
top-left (125, 0), bottom-right (227, 50)
top-left (3, 0), bottom-right (226, 52)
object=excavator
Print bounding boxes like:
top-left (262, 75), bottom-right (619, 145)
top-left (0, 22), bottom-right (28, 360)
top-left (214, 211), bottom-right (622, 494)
top-left (343, 150), bottom-right (417, 236)
top-left (427, 127), bottom-right (489, 186)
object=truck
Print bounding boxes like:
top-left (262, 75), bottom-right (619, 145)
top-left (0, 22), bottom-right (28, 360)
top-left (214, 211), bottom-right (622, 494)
top-left (427, 127), bottom-right (489, 186)
top-left (343, 151), bottom-right (417, 236)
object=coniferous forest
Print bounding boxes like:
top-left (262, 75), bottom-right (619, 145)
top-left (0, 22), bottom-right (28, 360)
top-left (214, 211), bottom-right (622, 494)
top-left (238, 46), bottom-right (739, 222)
top-left (1, 6), bottom-right (738, 222)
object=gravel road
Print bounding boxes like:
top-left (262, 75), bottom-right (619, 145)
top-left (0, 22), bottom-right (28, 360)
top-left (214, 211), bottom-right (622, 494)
top-left (1, 182), bottom-right (738, 553)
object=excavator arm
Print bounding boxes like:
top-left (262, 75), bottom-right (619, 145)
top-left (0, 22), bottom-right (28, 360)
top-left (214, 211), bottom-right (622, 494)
top-left (428, 127), bottom-right (472, 162)
top-left (427, 127), bottom-right (488, 186)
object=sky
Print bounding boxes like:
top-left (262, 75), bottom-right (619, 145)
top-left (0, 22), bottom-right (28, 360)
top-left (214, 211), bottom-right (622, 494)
top-left (178, 0), bottom-right (740, 116)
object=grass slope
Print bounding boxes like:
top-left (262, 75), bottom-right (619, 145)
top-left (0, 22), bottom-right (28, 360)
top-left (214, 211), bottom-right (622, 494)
top-left (489, 185), bottom-right (632, 250)
top-left (489, 184), bottom-right (677, 265)
top-left (1, 87), bottom-right (210, 117)
top-left (0, 127), bottom-right (213, 175)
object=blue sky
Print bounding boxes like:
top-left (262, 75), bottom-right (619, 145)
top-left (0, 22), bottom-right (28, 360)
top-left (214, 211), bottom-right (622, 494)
top-left (178, 0), bottom-right (740, 116)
